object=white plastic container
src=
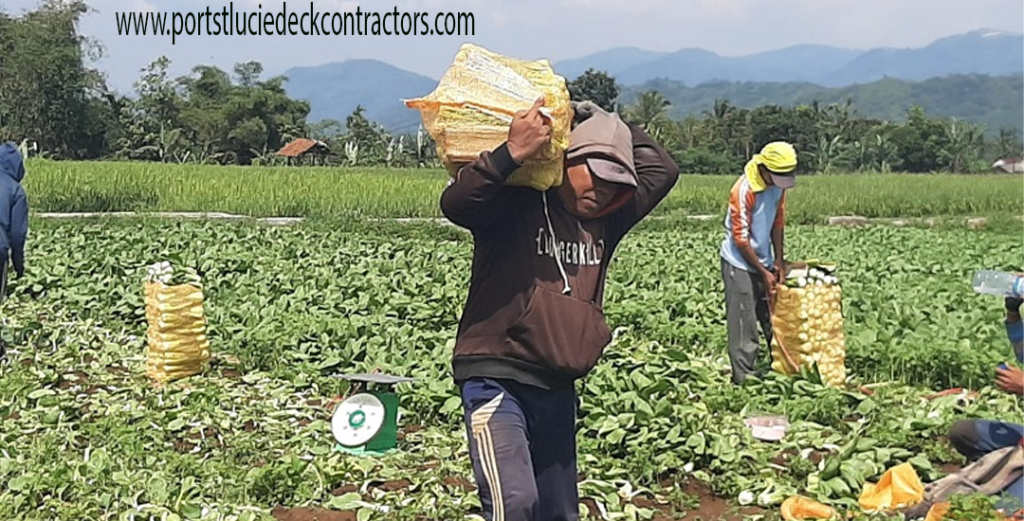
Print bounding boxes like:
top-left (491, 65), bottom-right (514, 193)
top-left (744, 415), bottom-right (789, 442)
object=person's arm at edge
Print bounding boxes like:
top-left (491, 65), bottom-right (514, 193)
top-left (771, 191), bottom-right (786, 279)
top-left (10, 186), bottom-right (27, 277)
top-left (1006, 299), bottom-right (1023, 364)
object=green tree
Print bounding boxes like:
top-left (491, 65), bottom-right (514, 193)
top-left (624, 91), bottom-right (671, 142)
top-left (0, 0), bottom-right (113, 157)
top-left (567, 69), bottom-right (620, 112)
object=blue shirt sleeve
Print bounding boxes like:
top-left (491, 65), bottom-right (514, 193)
top-left (1007, 321), bottom-right (1024, 363)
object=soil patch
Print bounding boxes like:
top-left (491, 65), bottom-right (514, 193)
top-left (331, 485), bottom-right (358, 495)
top-left (580, 478), bottom-right (768, 520)
top-left (371, 479), bottom-right (411, 492)
top-left (271, 507), bottom-right (356, 521)
top-left (771, 448), bottom-right (824, 466)
top-left (442, 476), bottom-right (475, 492)
top-left (663, 480), bottom-right (767, 521)
top-left (940, 462), bottom-right (963, 474)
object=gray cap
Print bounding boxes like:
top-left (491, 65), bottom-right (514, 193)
top-left (566, 107), bottom-right (637, 188)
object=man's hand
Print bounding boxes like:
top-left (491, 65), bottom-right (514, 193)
top-left (760, 268), bottom-right (777, 294)
top-left (773, 260), bottom-right (788, 282)
top-left (996, 365), bottom-right (1024, 396)
top-left (507, 97), bottom-right (552, 164)
top-left (571, 100), bottom-right (604, 128)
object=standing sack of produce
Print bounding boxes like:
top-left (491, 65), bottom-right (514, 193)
top-left (143, 262), bottom-right (211, 383)
top-left (770, 260), bottom-right (847, 387)
top-left (404, 43), bottom-right (572, 191)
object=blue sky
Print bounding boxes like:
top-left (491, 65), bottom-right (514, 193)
top-left (4, 0), bottom-right (1023, 93)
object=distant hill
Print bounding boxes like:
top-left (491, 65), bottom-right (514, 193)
top-left (825, 30), bottom-right (1024, 85)
top-left (280, 29), bottom-right (1024, 134)
top-left (619, 74), bottom-right (1024, 134)
top-left (554, 47), bottom-right (669, 81)
top-left (282, 59), bottom-right (438, 133)
top-left (554, 29), bottom-right (1023, 87)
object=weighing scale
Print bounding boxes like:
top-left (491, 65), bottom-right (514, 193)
top-left (329, 373), bottom-right (415, 456)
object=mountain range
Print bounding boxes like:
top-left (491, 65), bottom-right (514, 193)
top-left (281, 29), bottom-right (1024, 134)
top-left (554, 29), bottom-right (1023, 86)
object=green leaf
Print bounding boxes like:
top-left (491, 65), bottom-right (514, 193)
top-left (327, 492), bottom-right (364, 510)
top-left (27, 389), bottom-right (55, 400)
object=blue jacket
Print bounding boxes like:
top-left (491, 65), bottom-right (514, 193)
top-left (0, 142), bottom-right (28, 275)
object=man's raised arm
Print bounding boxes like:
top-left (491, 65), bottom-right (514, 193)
top-left (440, 97), bottom-right (552, 231)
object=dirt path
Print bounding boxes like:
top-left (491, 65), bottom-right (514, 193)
top-left (34, 211), bottom-right (1005, 230)
top-left (35, 211), bottom-right (305, 226)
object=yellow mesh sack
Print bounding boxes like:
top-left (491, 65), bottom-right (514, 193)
top-left (770, 262), bottom-right (847, 387)
top-left (144, 280), bottom-right (211, 383)
top-left (404, 43), bottom-right (572, 191)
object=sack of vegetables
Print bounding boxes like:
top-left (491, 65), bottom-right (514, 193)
top-left (770, 260), bottom-right (847, 387)
top-left (143, 261), bottom-right (211, 383)
top-left (404, 43), bottom-right (572, 191)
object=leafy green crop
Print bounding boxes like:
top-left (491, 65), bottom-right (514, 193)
top-left (0, 217), bottom-right (1020, 520)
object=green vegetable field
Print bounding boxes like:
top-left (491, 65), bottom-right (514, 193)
top-left (1, 166), bottom-right (1022, 521)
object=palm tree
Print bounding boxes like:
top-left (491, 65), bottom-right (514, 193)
top-left (703, 99), bottom-right (735, 144)
top-left (624, 91), bottom-right (671, 143)
top-left (943, 118), bottom-right (985, 173)
top-left (626, 91), bottom-right (670, 129)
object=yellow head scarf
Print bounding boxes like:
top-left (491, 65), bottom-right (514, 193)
top-left (744, 141), bottom-right (797, 192)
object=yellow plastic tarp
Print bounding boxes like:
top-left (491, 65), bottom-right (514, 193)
top-left (404, 43), bottom-right (572, 191)
top-left (770, 282), bottom-right (847, 387)
top-left (144, 281), bottom-right (211, 383)
top-left (925, 502), bottom-right (950, 521)
top-left (780, 495), bottom-right (838, 520)
top-left (858, 463), bottom-right (925, 513)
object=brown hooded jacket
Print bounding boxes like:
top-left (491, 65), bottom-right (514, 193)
top-left (440, 110), bottom-right (680, 389)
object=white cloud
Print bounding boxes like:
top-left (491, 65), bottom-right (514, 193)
top-left (130, 0), bottom-right (157, 13)
top-left (489, 11), bottom-right (509, 28)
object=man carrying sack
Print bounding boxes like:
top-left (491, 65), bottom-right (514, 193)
top-left (440, 99), bottom-right (679, 520)
top-left (719, 141), bottom-right (797, 385)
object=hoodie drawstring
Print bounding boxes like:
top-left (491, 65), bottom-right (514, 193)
top-left (542, 191), bottom-right (572, 295)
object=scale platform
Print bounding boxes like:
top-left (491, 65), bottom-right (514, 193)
top-left (329, 372), bottom-right (415, 456)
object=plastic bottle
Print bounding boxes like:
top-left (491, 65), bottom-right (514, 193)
top-left (971, 270), bottom-right (1024, 298)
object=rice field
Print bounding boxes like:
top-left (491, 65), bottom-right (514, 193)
top-left (23, 159), bottom-right (1024, 223)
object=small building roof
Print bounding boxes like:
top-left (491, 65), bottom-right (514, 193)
top-left (276, 138), bottom-right (330, 157)
top-left (993, 157), bottom-right (1024, 173)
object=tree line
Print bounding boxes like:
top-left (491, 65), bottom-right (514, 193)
top-left (1, 1), bottom-right (1020, 174)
